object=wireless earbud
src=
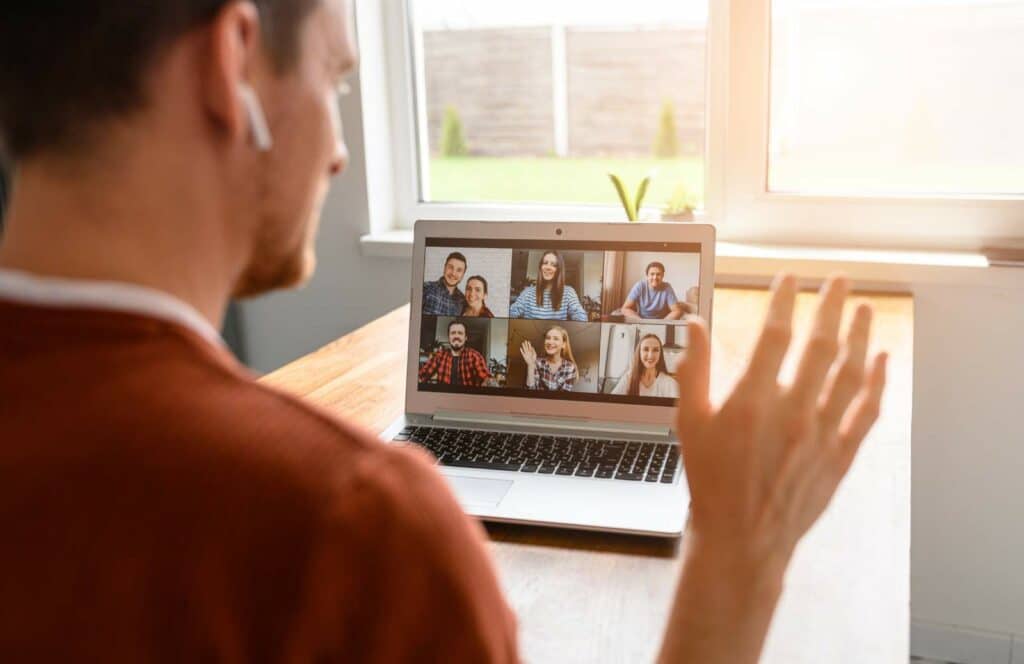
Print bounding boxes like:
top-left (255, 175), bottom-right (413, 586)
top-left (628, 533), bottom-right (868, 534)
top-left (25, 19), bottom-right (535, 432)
top-left (238, 82), bottom-right (273, 151)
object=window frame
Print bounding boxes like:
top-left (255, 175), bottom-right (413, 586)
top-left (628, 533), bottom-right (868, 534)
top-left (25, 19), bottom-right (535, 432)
top-left (724, 0), bottom-right (1024, 251)
top-left (356, 0), bottom-right (1024, 251)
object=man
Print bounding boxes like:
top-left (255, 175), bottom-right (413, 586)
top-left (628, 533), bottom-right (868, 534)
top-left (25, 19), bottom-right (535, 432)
top-left (621, 261), bottom-right (689, 320)
top-left (418, 319), bottom-right (492, 387)
top-left (423, 251), bottom-right (468, 315)
top-left (0, 1), bottom-right (886, 662)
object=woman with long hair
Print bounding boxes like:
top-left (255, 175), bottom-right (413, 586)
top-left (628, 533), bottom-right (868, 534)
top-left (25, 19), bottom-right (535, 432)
top-left (509, 251), bottom-right (587, 321)
top-left (461, 275), bottom-right (494, 318)
top-left (520, 325), bottom-right (579, 391)
top-left (611, 333), bottom-right (679, 398)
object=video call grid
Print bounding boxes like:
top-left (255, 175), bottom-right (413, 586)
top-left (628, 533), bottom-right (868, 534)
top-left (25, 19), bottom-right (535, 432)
top-left (416, 240), bottom-right (702, 406)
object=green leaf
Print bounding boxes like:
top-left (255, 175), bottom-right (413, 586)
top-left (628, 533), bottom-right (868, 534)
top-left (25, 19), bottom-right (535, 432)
top-left (608, 172), bottom-right (636, 221)
top-left (634, 174), bottom-right (652, 217)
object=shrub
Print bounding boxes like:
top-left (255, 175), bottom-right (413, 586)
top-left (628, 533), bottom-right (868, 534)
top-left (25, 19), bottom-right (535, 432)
top-left (439, 105), bottom-right (468, 157)
top-left (653, 100), bottom-right (680, 159)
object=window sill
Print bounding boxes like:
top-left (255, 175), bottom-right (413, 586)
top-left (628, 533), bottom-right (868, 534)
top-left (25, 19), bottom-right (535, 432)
top-left (359, 231), bottom-right (1020, 290)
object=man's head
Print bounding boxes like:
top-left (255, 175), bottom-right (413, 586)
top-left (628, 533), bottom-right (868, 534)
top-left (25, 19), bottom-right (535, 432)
top-left (0, 0), bottom-right (356, 296)
top-left (442, 253), bottom-right (467, 289)
top-left (447, 320), bottom-right (467, 351)
top-left (645, 262), bottom-right (666, 290)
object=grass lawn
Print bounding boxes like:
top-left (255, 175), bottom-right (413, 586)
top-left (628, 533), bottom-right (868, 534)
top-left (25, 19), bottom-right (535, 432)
top-left (427, 156), bottom-right (705, 211)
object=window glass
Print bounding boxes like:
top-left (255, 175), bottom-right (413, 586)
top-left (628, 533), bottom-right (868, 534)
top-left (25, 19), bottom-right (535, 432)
top-left (412, 1), bottom-right (709, 213)
top-left (769, 0), bottom-right (1024, 196)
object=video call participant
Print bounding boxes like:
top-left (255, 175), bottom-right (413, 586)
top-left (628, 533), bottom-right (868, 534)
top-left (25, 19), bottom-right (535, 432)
top-left (510, 251), bottom-right (587, 322)
top-left (611, 334), bottom-right (680, 398)
top-left (620, 261), bottom-right (690, 320)
top-left (520, 325), bottom-right (579, 391)
top-left (419, 319), bottom-right (492, 387)
top-left (423, 251), bottom-right (468, 316)
top-left (461, 275), bottom-right (494, 318)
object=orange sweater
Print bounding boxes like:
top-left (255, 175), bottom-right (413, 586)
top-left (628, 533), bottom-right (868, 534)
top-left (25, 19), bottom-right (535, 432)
top-left (0, 299), bottom-right (517, 662)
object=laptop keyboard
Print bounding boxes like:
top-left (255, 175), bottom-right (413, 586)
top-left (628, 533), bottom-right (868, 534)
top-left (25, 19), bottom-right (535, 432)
top-left (393, 426), bottom-right (680, 484)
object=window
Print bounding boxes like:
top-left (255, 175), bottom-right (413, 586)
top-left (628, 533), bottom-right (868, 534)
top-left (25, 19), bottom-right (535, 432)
top-left (409, 1), bottom-right (710, 215)
top-left (360, 0), bottom-right (1024, 249)
top-left (769, 0), bottom-right (1024, 198)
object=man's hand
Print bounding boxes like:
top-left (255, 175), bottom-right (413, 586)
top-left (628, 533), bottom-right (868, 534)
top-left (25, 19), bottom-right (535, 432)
top-left (659, 274), bottom-right (887, 664)
top-left (677, 273), bottom-right (886, 561)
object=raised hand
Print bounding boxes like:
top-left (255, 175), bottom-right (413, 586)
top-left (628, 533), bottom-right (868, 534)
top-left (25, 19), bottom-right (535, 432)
top-left (675, 273), bottom-right (887, 563)
top-left (519, 340), bottom-right (537, 367)
top-left (657, 274), bottom-right (889, 664)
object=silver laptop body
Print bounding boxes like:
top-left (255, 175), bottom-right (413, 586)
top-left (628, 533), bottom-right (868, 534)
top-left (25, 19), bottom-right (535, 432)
top-left (381, 220), bottom-right (716, 536)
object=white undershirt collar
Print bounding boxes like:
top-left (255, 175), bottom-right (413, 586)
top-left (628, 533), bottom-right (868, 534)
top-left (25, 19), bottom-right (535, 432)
top-left (0, 268), bottom-right (224, 348)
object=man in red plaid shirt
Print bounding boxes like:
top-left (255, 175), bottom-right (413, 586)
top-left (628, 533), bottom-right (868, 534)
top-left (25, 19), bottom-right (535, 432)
top-left (419, 320), bottom-right (492, 387)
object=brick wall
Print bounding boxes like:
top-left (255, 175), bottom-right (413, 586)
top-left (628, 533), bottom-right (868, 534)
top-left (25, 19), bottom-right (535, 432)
top-left (566, 27), bottom-right (705, 157)
top-left (423, 28), bottom-right (554, 157)
top-left (422, 26), bottom-right (706, 158)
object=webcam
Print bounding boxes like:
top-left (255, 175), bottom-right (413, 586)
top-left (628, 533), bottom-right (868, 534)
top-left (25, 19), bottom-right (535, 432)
top-left (555, 228), bottom-right (563, 236)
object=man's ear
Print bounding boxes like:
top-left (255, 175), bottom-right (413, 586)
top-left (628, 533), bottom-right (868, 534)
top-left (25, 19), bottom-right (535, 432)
top-left (201, 1), bottom-right (262, 147)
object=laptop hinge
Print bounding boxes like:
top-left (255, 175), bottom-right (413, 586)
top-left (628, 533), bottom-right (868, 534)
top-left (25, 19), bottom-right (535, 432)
top-left (431, 410), bottom-right (671, 438)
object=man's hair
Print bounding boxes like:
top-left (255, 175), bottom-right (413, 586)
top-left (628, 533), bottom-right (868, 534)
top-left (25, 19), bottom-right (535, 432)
top-left (466, 275), bottom-right (488, 294)
top-left (646, 261), bottom-right (666, 275)
top-left (0, 0), bottom-right (318, 161)
top-left (445, 252), bottom-right (467, 268)
top-left (447, 319), bottom-right (466, 335)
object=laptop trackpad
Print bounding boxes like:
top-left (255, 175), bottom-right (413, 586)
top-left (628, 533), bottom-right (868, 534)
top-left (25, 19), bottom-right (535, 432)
top-left (445, 475), bottom-right (514, 507)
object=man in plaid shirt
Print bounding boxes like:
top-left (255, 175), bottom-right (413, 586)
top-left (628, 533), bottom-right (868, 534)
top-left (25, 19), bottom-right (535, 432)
top-left (422, 251), bottom-right (468, 316)
top-left (419, 320), bottom-right (492, 386)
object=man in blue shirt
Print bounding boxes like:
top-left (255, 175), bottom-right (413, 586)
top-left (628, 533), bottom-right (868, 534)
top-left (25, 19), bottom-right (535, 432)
top-left (621, 261), bottom-right (688, 320)
top-left (423, 251), bottom-right (468, 316)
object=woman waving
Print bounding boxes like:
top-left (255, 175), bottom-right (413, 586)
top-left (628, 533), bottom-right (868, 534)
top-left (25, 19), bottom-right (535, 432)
top-left (520, 326), bottom-right (579, 391)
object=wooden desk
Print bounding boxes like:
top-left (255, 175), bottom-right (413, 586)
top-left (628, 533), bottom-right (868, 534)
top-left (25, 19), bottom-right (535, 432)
top-left (262, 287), bottom-right (912, 663)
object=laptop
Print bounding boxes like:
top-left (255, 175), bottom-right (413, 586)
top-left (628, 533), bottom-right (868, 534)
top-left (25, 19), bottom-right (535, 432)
top-left (381, 220), bottom-right (715, 536)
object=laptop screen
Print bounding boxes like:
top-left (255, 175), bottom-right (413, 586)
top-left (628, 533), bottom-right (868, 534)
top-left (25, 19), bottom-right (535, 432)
top-left (417, 238), bottom-right (702, 407)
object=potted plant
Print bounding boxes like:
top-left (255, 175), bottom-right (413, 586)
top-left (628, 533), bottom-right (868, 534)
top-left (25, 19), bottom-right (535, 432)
top-left (608, 171), bottom-right (654, 222)
top-left (661, 182), bottom-right (697, 222)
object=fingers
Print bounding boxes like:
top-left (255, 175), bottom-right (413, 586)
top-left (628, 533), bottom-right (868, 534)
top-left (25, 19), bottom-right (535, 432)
top-left (818, 303), bottom-right (872, 432)
top-left (836, 352), bottom-right (888, 473)
top-left (743, 273), bottom-right (797, 391)
top-left (676, 316), bottom-right (711, 420)
top-left (788, 275), bottom-right (849, 409)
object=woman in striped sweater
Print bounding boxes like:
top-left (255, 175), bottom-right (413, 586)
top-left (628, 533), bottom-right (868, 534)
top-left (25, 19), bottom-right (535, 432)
top-left (509, 251), bottom-right (587, 321)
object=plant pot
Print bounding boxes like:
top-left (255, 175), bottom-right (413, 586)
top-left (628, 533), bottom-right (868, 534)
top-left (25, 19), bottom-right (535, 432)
top-left (660, 210), bottom-right (695, 222)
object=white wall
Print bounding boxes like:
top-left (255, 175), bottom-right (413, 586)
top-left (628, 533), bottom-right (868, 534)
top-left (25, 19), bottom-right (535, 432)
top-left (489, 319), bottom-right (510, 364)
top-left (911, 282), bottom-right (1024, 638)
top-left (237, 67), bottom-right (1024, 654)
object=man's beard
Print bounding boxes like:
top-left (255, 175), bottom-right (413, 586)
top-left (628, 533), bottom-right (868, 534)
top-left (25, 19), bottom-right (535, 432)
top-left (233, 209), bottom-right (317, 298)
top-left (233, 247), bottom-right (313, 297)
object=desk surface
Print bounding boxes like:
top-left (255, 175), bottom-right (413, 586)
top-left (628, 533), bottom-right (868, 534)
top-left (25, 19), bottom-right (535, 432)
top-left (262, 287), bottom-right (912, 663)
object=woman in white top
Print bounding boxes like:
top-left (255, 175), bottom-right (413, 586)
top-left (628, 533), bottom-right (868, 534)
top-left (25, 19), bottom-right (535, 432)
top-left (611, 333), bottom-right (679, 398)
